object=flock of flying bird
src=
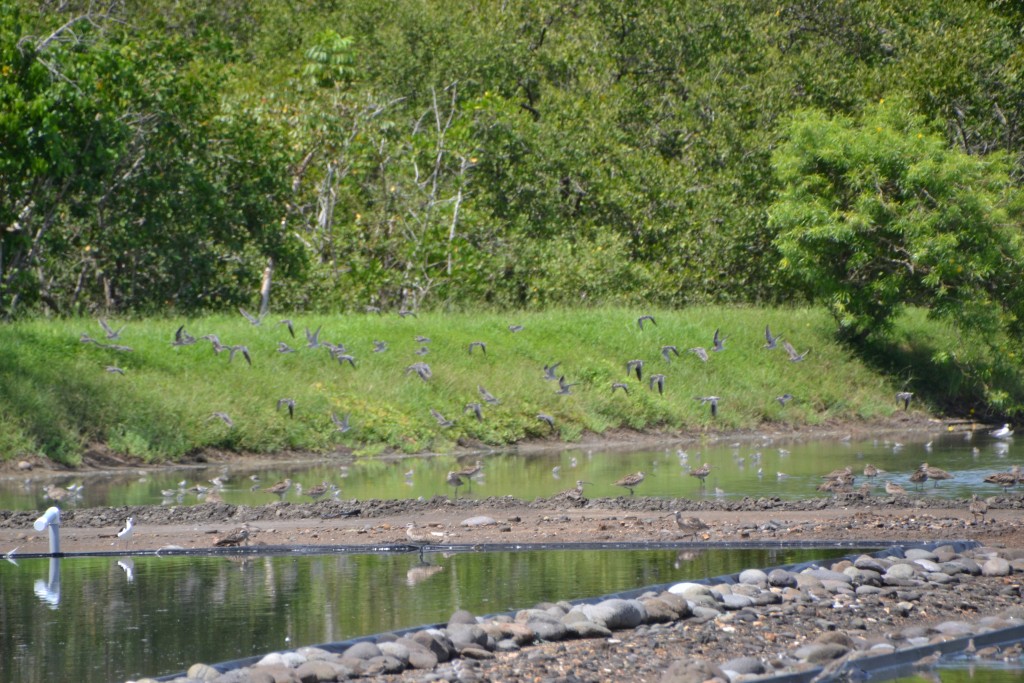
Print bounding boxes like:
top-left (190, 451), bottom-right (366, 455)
top-left (81, 310), bottom-right (816, 438)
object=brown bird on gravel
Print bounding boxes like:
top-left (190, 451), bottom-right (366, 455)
top-left (673, 511), bottom-right (710, 540)
top-left (969, 494), bottom-right (989, 523)
top-left (213, 526), bottom-right (251, 547)
top-left (614, 471), bottom-right (646, 496)
top-left (885, 480), bottom-right (907, 496)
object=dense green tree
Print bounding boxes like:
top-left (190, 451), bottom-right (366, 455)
top-left (770, 97), bottom-right (1024, 344)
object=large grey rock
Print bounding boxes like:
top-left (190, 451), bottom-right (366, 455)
top-left (460, 515), bottom-right (498, 527)
top-left (580, 599), bottom-right (647, 629)
top-left (411, 630), bottom-right (454, 663)
top-left (884, 563), bottom-right (917, 580)
top-left (448, 609), bottom-right (478, 626)
top-left (446, 623), bottom-right (489, 651)
top-left (767, 569), bottom-right (798, 588)
top-left (343, 641), bottom-right (382, 660)
top-left (527, 616), bottom-right (569, 642)
top-left (377, 641), bottom-right (411, 664)
top-left (982, 557), bottom-right (1011, 577)
top-left (739, 569), bottom-right (769, 586)
top-left (187, 664), bottom-right (220, 682)
top-left (564, 620), bottom-right (613, 639)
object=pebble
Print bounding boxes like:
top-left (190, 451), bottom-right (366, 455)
top-left (160, 543), bottom-right (1023, 683)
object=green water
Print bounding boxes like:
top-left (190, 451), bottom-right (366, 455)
top-left (0, 547), bottom-right (854, 683)
top-left (2, 432), bottom-right (1019, 510)
top-left (895, 664), bottom-right (1024, 682)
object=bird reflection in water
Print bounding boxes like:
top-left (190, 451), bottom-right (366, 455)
top-left (673, 550), bottom-right (705, 570)
top-left (406, 561), bottom-right (445, 587)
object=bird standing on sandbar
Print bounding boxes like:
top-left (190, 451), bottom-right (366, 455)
top-left (405, 521), bottom-right (432, 545)
top-left (614, 471), bottom-right (646, 496)
top-left (969, 494), bottom-right (988, 523)
top-left (214, 526), bottom-right (251, 547)
top-left (117, 517), bottom-right (135, 549)
top-left (264, 478), bottom-right (292, 500)
top-left (885, 480), bottom-right (907, 496)
top-left (673, 511), bottom-right (710, 540)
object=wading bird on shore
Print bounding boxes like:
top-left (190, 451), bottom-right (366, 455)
top-left (673, 511), bottom-right (709, 540)
top-left (117, 517), bottom-right (135, 549)
top-left (264, 479), bottom-right (292, 500)
top-left (992, 423), bottom-right (1014, 439)
top-left (446, 471), bottom-right (465, 499)
top-left (614, 471), bottom-right (647, 496)
top-left (689, 463), bottom-right (711, 487)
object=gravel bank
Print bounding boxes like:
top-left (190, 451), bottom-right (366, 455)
top-left (133, 541), bottom-right (1024, 683)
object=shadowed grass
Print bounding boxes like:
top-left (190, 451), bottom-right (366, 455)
top-left (0, 306), bottom-right (1017, 465)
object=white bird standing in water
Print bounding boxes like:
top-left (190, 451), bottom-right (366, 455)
top-left (117, 517), bottom-right (135, 549)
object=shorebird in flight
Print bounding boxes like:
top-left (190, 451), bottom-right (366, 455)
top-left (464, 402), bottom-right (484, 421)
top-left (637, 315), bottom-right (656, 330)
top-left (711, 328), bottom-right (726, 352)
top-left (763, 324), bottom-right (782, 350)
top-left (508, 324), bottom-right (524, 333)
top-left (468, 341), bottom-right (487, 355)
top-left (98, 318), bottom-right (125, 340)
top-left (277, 341), bottom-right (295, 353)
top-left (649, 374), bottom-right (666, 395)
top-left (776, 393), bottom-right (794, 406)
top-left (478, 386), bottom-right (500, 405)
top-left (556, 376), bottom-right (577, 395)
top-left (305, 325), bottom-right (323, 349)
top-left (277, 398), bottom-right (295, 418)
top-left (661, 345), bottom-right (680, 362)
top-left (172, 325), bottom-right (197, 347)
top-left (278, 319), bottom-right (295, 337)
top-left (405, 362), bottom-right (432, 381)
top-left (896, 391), bottom-right (914, 410)
top-left (626, 359), bottom-right (644, 381)
top-left (688, 347), bottom-right (709, 362)
top-left (209, 412), bottom-right (234, 428)
top-left (239, 307), bottom-right (264, 326)
top-left (782, 341), bottom-right (809, 362)
top-left (430, 408), bottom-right (454, 428)
top-left (372, 340), bottom-right (388, 353)
top-left (537, 413), bottom-right (556, 429)
top-left (228, 345), bottom-right (251, 366)
top-left (696, 396), bottom-right (720, 417)
top-left (543, 362), bottom-right (562, 381)
top-left (331, 412), bottom-right (351, 433)
top-left (105, 366), bottom-right (125, 375)
top-left (611, 382), bottom-right (630, 394)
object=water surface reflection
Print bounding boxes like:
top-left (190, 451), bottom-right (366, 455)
top-left (1, 546), bottom-right (857, 683)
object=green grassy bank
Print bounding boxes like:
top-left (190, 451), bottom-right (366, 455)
top-left (0, 307), bottom-right (1015, 466)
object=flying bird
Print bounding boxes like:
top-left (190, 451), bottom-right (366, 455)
top-left (537, 413), bottom-right (556, 429)
top-left (405, 362), bottom-right (432, 381)
top-left (611, 382), bottom-right (630, 394)
top-left (464, 402), bottom-right (484, 421)
top-left (661, 345), bottom-right (680, 362)
top-left (105, 366), bottom-right (125, 375)
top-left (637, 315), bottom-right (656, 330)
top-left (468, 341), bottom-right (487, 355)
top-left (648, 374), bottom-right (666, 395)
top-left (278, 319), bottom-right (295, 337)
top-left (626, 359), bottom-right (644, 381)
top-left (276, 398), bottom-right (295, 418)
top-left (711, 328), bottom-right (726, 352)
top-left (478, 385), bottom-right (500, 405)
top-left (98, 318), bottom-right (125, 340)
top-left (277, 341), bottom-right (295, 353)
top-left (305, 326), bottom-right (323, 349)
top-left (556, 376), bottom-right (577, 395)
top-left (172, 325), bottom-right (197, 347)
top-left (896, 391), bottom-right (914, 410)
top-left (372, 340), bottom-right (388, 353)
top-left (776, 393), bottom-right (794, 406)
top-left (688, 347), bottom-right (709, 362)
top-left (763, 325), bottom-right (783, 350)
top-left (696, 396), bottom-right (720, 417)
top-left (209, 412), bottom-right (234, 428)
top-left (508, 324), bottom-right (524, 333)
top-left (543, 362), bottom-right (562, 381)
top-left (228, 345), bottom-right (251, 366)
top-left (331, 412), bottom-right (351, 433)
top-left (782, 341), bottom-right (809, 362)
top-left (239, 307), bottom-right (264, 326)
top-left (430, 408), bottom-right (454, 428)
